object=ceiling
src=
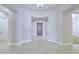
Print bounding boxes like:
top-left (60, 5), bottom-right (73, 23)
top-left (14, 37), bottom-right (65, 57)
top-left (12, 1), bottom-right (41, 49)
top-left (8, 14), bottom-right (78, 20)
top-left (3, 4), bottom-right (74, 12)
top-left (73, 9), bottom-right (79, 13)
top-left (20, 4), bottom-right (59, 11)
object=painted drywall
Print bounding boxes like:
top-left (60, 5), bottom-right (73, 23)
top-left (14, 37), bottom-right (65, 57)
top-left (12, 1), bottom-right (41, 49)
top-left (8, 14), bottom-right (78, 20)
top-left (8, 11), bottom-right (18, 44)
top-left (72, 14), bottom-right (79, 37)
top-left (0, 18), bottom-right (8, 41)
top-left (16, 10), bottom-right (29, 43)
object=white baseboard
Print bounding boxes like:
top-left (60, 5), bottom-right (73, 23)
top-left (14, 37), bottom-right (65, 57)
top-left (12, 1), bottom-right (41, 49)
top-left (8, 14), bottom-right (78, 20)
top-left (17, 40), bottom-right (32, 45)
top-left (8, 40), bottom-right (32, 45)
top-left (48, 40), bottom-right (73, 45)
top-left (62, 43), bottom-right (73, 45)
top-left (48, 40), bottom-right (63, 45)
top-left (8, 39), bottom-right (73, 46)
top-left (8, 43), bottom-right (18, 45)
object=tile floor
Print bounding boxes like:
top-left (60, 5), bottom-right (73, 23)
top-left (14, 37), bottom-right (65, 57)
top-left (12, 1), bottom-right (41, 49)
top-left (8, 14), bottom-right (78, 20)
top-left (0, 39), bottom-right (79, 54)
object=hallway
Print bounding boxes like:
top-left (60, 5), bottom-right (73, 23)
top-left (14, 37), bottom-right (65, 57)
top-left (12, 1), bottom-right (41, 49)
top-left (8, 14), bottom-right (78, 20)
top-left (0, 4), bottom-right (79, 54)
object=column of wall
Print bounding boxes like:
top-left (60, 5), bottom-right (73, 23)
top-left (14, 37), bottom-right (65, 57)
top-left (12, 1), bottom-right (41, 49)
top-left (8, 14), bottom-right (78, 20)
top-left (62, 10), bottom-right (72, 44)
top-left (8, 11), bottom-right (17, 45)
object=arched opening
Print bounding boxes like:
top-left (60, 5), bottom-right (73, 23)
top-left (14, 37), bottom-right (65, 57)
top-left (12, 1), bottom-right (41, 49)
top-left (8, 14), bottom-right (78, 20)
top-left (0, 12), bottom-right (8, 41)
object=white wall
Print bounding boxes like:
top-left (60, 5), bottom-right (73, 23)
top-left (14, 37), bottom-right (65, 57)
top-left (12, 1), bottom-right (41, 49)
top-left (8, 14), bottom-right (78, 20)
top-left (0, 18), bottom-right (8, 41)
top-left (16, 10), bottom-right (28, 43)
top-left (0, 19), bottom-right (8, 41)
top-left (72, 14), bottom-right (79, 37)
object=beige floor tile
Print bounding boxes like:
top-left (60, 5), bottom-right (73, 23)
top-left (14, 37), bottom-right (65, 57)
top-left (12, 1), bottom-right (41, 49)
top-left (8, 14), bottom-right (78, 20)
top-left (0, 39), bottom-right (79, 54)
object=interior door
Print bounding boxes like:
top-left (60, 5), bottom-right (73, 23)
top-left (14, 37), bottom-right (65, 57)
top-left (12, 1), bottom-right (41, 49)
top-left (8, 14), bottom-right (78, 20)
top-left (37, 23), bottom-right (43, 36)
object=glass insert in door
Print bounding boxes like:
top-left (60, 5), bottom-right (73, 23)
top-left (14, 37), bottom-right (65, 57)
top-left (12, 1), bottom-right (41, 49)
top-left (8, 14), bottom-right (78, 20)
top-left (37, 23), bottom-right (43, 36)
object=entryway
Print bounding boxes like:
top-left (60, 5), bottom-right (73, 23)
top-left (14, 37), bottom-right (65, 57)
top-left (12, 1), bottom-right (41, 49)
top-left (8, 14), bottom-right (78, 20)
top-left (32, 16), bottom-right (48, 40)
top-left (37, 22), bottom-right (43, 36)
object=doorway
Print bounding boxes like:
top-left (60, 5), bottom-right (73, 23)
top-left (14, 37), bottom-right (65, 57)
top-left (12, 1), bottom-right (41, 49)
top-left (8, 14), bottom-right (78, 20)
top-left (32, 16), bottom-right (48, 40)
top-left (37, 23), bottom-right (43, 36)
top-left (72, 13), bottom-right (79, 44)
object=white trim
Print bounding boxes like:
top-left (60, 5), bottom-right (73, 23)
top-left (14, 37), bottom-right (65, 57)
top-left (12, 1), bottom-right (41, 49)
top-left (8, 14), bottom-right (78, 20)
top-left (8, 39), bottom-right (73, 46)
top-left (48, 40), bottom-right (73, 45)
top-left (17, 40), bottom-right (32, 45)
top-left (8, 40), bottom-right (32, 45)
top-left (62, 43), bottom-right (73, 45)
top-left (8, 43), bottom-right (18, 45)
top-left (48, 40), bottom-right (63, 45)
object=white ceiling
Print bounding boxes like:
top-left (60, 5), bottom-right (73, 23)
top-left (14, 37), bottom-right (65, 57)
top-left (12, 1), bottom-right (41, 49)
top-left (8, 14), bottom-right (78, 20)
top-left (20, 4), bottom-right (59, 11)
top-left (73, 9), bottom-right (79, 13)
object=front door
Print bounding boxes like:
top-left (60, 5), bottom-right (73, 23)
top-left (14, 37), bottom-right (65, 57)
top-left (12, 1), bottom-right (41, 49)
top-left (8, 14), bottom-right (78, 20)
top-left (37, 23), bottom-right (43, 36)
